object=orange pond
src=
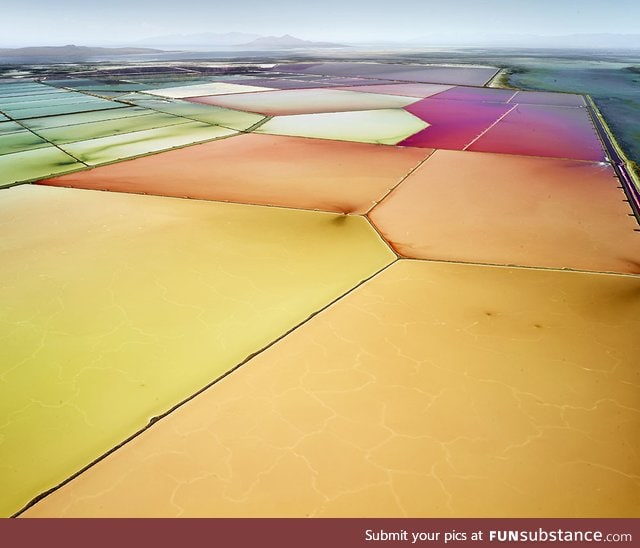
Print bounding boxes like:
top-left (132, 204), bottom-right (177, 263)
top-left (41, 133), bottom-right (432, 214)
top-left (369, 149), bottom-right (640, 274)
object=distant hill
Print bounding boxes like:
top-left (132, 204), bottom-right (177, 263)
top-left (137, 32), bottom-right (261, 47)
top-left (239, 34), bottom-right (346, 49)
top-left (0, 45), bottom-right (163, 57)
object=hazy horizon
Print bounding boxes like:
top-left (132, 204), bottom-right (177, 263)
top-left (3, 0), bottom-right (640, 48)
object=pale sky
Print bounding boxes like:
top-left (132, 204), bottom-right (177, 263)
top-left (3, 0), bottom-right (640, 47)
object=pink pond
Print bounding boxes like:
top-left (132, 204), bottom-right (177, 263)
top-left (467, 104), bottom-right (606, 161)
top-left (399, 99), bottom-right (513, 149)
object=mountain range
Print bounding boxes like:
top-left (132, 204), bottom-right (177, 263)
top-left (241, 34), bottom-right (345, 49)
top-left (135, 32), bottom-right (344, 49)
top-left (3, 33), bottom-right (640, 57)
top-left (0, 45), bottom-right (161, 57)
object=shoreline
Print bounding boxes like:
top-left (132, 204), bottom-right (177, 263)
top-left (486, 67), bottom-right (518, 89)
top-left (587, 95), bottom-right (640, 223)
